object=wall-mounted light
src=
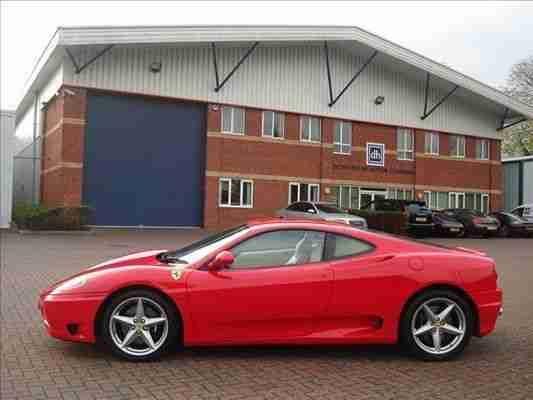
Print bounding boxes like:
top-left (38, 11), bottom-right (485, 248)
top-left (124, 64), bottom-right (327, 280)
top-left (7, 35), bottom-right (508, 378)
top-left (149, 61), bottom-right (162, 73)
top-left (374, 95), bottom-right (385, 105)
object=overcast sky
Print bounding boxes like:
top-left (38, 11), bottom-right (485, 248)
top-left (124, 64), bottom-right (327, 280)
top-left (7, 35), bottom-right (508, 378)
top-left (1, 1), bottom-right (532, 111)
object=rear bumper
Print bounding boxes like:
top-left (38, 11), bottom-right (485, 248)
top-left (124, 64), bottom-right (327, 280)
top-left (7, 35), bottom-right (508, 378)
top-left (39, 293), bottom-right (105, 343)
top-left (471, 225), bottom-right (499, 236)
top-left (471, 288), bottom-right (503, 337)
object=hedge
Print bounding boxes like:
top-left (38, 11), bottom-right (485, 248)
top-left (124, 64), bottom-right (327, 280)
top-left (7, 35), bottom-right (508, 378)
top-left (13, 203), bottom-right (92, 231)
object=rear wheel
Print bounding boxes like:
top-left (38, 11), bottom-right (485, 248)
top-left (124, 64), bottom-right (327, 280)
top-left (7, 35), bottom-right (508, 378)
top-left (400, 289), bottom-right (474, 361)
top-left (100, 289), bottom-right (180, 361)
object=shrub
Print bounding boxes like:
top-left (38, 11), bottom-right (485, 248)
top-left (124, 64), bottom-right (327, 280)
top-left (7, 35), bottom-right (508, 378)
top-left (348, 209), bottom-right (408, 235)
top-left (13, 203), bottom-right (92, 230)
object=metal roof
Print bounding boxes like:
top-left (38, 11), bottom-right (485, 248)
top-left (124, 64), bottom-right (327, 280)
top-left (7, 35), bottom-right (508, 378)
top-left (16, 25), bottom-right (533, 124)
top-left (502, 155), bottom-right (533, 163)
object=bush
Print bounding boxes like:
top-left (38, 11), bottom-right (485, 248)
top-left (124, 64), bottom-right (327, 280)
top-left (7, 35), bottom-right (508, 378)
top-left (13, 203), bottom-right (92, 230)
top-left (348, 209), bottom-right (408, 235)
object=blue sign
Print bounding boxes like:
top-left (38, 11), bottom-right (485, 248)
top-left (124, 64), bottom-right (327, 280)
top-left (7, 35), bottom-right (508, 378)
top-left (367, 143), bottom-right (385, 167)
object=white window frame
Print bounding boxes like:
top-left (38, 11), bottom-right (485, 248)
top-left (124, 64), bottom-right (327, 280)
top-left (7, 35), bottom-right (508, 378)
top-left (219, 178), bottom-right (254, 208)
top-left (288, 182), bottom-right (320, 204)
top-left (221, 106), bottom-right (245, 135)
top-left (450, 135), bottom-right (465, 158)
top-left (449, 192), bottom-right (466, 208)
top-left (388, 187), bottom-right (413, 200)
top-left (397, 128), bottom-right (414, 161)
top-left (262, 111), bottom-right (285, 139)
top-left (476, 139), bottom-right (489, 160)
top-left (333, 121), bottom-right (352, 155)
top-left (424, 132), bottom-right (439, 155)
top-left (481, 193), bottom-right (489, 213)
top-left (423, 191), bottom-right (447, 209)
top-left (300, 116), bottom-right (321, 143)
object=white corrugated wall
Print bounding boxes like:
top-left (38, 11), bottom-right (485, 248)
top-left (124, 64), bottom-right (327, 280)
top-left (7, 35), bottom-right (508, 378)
top-left (64, 44), bottom-right (499, 138)
top-left (1, 111), bottom-right (15, 228)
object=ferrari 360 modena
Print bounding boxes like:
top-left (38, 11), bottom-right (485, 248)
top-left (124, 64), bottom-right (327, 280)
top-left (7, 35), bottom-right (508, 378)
top-left (39, 219), bottom-right (502, 361)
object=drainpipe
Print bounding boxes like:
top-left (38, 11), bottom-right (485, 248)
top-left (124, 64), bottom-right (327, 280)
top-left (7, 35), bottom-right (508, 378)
top-left (31, 91), bottom-right (39, 205)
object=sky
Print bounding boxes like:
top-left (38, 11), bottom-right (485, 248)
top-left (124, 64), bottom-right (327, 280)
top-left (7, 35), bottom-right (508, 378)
top-left (1, 0), bottom-right (532, 111)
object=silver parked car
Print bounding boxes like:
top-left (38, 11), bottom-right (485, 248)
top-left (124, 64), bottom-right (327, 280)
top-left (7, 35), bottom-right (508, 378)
top-left (277, 202), bottom-right (367, 229)
top-left (510, 204), bottom-right (533, 224)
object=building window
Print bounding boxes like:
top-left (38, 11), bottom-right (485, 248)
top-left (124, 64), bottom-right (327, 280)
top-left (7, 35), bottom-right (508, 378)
top-left (288, 182), bottom-right (319, 204)
top-left (423, 191), bottom-right (448, 209)
top-left (388, 188), bottom-right (413, 200)
top-left (397, 128), bottom-right (414, 160)
top-left (221, 106), bottom-right (245, 135)
top-left (300, 116), bottom-right (321, 143)
top-left (449, 192), bottom-right (465, 208)
top-left (219, 178), bottom-right (253, 208)
top-left (476, 139), bottom-right (489, 160)
top-left (333, 121), bottom-right (352, 154)
top-left (424, 132), bottom-right (439, 155)
top-left (262, 111), bottom-right (285, 139)
top-left (332, 185), bottom-right (359, 209)
top-left (473, 193), bottom-right (490, 213)
top-left (449, 135), bottom-right (465, 158)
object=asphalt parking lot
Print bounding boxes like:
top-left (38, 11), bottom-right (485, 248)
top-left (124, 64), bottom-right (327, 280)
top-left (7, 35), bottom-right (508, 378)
top-left (1, 229), bottom-right (532, 400)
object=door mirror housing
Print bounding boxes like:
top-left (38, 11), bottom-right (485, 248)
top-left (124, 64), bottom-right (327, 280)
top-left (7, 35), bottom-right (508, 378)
top-left (207, 250), bottom-right (235, 271)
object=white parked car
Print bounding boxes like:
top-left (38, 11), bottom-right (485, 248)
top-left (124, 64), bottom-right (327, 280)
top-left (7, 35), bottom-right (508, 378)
top-left (510, 204), bottom-right (533, 224)
top-left (277, 202), bottom-right (368, 229)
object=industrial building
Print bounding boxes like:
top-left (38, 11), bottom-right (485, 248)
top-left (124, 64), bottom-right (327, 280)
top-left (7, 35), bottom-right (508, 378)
top-left (1, 110), bottom-right (15, 228)
top-left (503, 155), bottom-right (533, 210)
top-left (13, 26), bottom-right (533, 228)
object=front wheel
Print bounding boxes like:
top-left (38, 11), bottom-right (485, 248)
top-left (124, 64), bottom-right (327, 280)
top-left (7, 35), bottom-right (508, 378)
top-left (400, 290), bottom-right (474, 361)
top-left (100, 289), bottom-right (180, 361)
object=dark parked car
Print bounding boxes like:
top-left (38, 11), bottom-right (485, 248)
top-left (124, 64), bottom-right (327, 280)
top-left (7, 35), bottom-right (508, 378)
top-left (431, 210), bottom-right (465, 237)
top-left (361, 199), bottom-right (433, 237)
top-left (490, 211), bottom-right (533, 238)
top-left (442, 209), bottom-right (499, 237)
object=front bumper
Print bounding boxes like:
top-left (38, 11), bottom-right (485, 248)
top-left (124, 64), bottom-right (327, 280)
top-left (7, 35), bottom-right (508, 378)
top-left (471, 288), bottom-right (503, 337)
top-left (39, 293), bottom-right (105, 343)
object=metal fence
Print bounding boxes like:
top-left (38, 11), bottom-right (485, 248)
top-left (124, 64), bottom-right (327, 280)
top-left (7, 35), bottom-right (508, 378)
top-left (13, 137), bottom-right (41, 205)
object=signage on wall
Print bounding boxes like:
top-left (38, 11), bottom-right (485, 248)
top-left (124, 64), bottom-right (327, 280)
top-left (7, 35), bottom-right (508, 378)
top-left (366, 143), bottom-right (385, 167)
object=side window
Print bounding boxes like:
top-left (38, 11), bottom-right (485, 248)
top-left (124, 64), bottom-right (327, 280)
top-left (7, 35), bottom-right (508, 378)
top-left (231, 230), bottom-right (326, 269)
top-left (287, 203), bottom-right (300, 211)
top-left (325, 233), bottom-right (374, 260)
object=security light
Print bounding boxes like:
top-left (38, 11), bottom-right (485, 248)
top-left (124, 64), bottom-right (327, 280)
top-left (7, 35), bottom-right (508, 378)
top-left (374, 96), bottom-right (385, 105)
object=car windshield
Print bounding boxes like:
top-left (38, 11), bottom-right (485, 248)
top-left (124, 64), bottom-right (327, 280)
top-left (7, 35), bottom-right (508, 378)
top-left (315, 203), bottom-right (344, 214)
top-left (502, 213), bottom-right (523, 223)
top-left (160, 225), bottom-right (250, 264)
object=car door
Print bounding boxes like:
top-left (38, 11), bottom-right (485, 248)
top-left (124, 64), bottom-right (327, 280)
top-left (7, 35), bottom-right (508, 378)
top-left (186, 229), bottom-right (334, 344)
top-left (317, 232), bottom-right (402, 339)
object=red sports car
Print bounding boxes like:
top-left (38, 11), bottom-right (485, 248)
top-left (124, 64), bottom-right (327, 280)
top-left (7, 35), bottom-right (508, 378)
top-left (39, 219), bottom-right (502, 361)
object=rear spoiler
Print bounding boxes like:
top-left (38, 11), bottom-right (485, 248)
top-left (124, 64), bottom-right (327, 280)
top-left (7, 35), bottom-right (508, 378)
top-left (454, 247), bottom-right (487, 257)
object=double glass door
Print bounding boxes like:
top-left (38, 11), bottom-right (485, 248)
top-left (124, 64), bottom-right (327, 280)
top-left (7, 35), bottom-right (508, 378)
top-left (359, 189), bottom-right (387, 209)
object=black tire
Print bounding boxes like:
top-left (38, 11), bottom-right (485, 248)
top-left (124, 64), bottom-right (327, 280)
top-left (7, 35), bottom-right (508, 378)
top-left (498, 225), bottom-right (509, 238)
top-left (100, 289), bottom-right (181, 361)
top-left (400, 289), bottom-right (474, 361)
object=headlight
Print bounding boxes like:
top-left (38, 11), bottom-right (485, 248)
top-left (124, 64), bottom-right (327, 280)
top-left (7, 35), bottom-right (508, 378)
top-left (51, 276), bottom-right (89, 294)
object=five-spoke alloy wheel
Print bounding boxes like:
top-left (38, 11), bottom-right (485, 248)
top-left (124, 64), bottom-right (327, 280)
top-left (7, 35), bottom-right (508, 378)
top-left (101, 289), bottom-right (180, 361)
top-left (401, 289), bottom-right (473, 361)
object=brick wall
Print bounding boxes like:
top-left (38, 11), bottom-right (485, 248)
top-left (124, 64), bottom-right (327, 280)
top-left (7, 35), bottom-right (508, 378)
top-left (204, 103), bottom-right (502, 229)
top-left (40, 87), bottom-right (87, 207)
top-left (39, 88), bottom-right (502, 229)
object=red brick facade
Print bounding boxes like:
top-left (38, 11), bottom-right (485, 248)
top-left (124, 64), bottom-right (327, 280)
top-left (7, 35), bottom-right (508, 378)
top-left (39, 88), bottom-right (502, 228)
top-left (40, 87), bottom-right (87, 207)
top-left (204, 104), bottom-right (502, 229)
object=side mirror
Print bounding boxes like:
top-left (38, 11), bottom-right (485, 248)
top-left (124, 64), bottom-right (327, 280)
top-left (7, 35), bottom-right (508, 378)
top-left (207, 250), bottom-right (235, 271)
top-left (307, 208), bottom-right (316, 214)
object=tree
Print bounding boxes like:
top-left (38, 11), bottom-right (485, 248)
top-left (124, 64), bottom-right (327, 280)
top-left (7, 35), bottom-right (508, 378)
top-left (502, 56), bottom-right (533, 157)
